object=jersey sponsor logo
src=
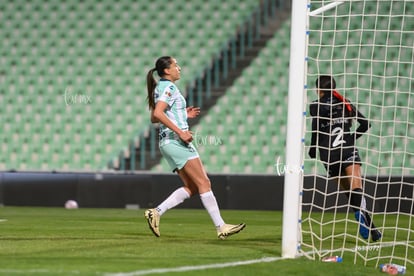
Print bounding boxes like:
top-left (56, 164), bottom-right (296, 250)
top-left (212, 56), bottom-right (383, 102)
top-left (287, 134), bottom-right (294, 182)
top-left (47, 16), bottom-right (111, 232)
top-left (321, 118), bottom-right (348, 128)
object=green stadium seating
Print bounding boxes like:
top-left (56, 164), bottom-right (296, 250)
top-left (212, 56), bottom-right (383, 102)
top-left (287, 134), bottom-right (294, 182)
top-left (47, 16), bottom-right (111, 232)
top-left (1, 0), bottom-right (262, 171)
top-left (3, 1), bottom-right (412, 175)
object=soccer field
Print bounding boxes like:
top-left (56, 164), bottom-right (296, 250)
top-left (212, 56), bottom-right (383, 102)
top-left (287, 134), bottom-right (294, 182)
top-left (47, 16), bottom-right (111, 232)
top-left (0, 207), bottom-right (410, 276)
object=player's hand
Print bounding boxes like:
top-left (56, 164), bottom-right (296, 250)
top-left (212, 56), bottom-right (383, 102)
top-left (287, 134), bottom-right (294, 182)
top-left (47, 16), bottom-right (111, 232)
top-left (179, 130), bottom-right (193, 144)
top-left (186, 106), bottom-right (201, 118)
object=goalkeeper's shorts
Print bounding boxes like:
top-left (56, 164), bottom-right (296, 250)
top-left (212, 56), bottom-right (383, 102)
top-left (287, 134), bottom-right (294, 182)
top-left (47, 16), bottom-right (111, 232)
top-left (324, 148), bottom-right (362, 177)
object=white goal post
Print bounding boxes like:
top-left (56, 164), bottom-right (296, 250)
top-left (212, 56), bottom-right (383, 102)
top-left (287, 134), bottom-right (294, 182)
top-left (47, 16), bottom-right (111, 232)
top-left (281, 0), bottom-right (308, 259)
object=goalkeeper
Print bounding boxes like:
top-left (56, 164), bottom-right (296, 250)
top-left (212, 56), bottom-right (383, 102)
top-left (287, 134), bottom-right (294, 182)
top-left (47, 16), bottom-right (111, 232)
top-left (308, 75), bottom-right (382, 242)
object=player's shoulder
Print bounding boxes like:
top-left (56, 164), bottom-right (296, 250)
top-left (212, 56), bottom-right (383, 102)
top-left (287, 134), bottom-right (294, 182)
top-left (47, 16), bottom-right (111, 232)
top-left (158, 81), bottom-right (178, 98)
top-left (163, 81), bottom-right (178, 93)
top-left (158, 79), bottom-right (174, 89)
top-left (309, 100), bottom-right (319, 116)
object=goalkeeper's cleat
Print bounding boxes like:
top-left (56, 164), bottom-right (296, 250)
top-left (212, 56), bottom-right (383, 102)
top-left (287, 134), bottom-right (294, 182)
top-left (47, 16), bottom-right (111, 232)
top-left (371, 229), bottom-right (382, 242)
top-left (354, 211), bottom-right (369, 240)
top-left (217, 223), bottom-right (246, 240)
top-left (144, 209), bottom-right (160, 237)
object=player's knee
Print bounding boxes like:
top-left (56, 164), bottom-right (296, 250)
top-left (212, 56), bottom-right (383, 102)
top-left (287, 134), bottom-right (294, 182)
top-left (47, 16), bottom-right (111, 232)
top-left (198, 177), bottom-right (211, 190)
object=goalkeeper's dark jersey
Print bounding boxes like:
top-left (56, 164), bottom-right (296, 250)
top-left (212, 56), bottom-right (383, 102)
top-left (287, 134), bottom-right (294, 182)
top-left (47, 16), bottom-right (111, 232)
top-left (308, 92), bottom-right (370, 175)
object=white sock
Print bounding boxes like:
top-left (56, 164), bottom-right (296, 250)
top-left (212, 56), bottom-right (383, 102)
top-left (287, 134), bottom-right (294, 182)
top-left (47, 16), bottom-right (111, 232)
top-left (200, 191), bottom-right (225, 229)
top-left (361, 196), bottom-right (367, 211)
top-left (156, 187), bottom-right (190, 216)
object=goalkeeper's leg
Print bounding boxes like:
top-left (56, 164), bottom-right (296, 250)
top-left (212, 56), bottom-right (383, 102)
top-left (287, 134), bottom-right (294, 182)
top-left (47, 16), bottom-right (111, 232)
top-left (341, 164), bottom-right (382, 242)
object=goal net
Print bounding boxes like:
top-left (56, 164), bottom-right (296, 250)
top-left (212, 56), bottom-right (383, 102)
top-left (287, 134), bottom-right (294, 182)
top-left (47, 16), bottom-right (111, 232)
top-left (301, 0), bottom-right (414, 268)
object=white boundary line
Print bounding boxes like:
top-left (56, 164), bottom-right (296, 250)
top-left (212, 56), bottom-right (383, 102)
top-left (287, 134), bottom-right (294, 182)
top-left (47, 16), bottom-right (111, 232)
top-left (104, 256), bottom-right (284, 276)
top-left (105, 241), bottom-right (414, 276)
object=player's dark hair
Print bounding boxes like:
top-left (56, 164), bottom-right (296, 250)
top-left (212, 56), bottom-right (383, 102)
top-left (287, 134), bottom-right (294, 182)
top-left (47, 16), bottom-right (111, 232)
top-left (146, 56), bottom-right (173, 110)
top-left (316, 75), bottom-right (353, 114)
top-left (316, 75), bottom-right (336, 91)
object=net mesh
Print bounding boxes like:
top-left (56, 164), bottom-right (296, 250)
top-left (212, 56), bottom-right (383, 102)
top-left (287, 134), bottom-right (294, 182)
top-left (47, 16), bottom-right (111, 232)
top-left (302, 0), bottom-right (414, 268)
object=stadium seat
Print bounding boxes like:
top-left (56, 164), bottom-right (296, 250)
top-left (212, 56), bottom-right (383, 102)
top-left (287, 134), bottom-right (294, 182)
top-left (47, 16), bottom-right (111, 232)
top-left (1, 0), bottom-right (265, 171)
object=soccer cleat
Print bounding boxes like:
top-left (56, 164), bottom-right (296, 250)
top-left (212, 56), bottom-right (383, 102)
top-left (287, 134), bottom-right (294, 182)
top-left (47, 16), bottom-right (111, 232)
top-left (144, 209), bottom-right (160, 237)
top-left (371, 229), bottom-right (382, 242)
top-left (354, 211), bottom-right (369, 240)
top-left (217, 223), bottom-right (246, 240)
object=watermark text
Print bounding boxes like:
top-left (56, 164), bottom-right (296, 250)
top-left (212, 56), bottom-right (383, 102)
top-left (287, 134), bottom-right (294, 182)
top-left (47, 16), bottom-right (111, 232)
top-left (192, 131), bottom-right (223, 147)
top-left (274, 156), bottom-right (304, 176)
top-left (64, 87), bottom-right (92, 106)
top-left (354, 245), bottom-right (380, 252)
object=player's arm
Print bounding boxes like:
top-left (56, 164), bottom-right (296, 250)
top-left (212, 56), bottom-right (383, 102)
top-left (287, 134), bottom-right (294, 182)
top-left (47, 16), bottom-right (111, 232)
top-left (353, 106), bottom-right (371, 139)
top-left (153, 101), bottom-right (193, 143)
top-left (150, 109), bottom-right (159, 123)
top-left (308, 118), bottom-right (318, 159)
top-left (308, 102), bottom-right (318, 159)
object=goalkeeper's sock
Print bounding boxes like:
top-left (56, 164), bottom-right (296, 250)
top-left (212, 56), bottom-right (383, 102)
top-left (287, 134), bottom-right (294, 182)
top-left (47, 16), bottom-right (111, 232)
top-left (349, 188), bottom-right (363, 212)
top-left (156, 187), bottom-right (190, 216)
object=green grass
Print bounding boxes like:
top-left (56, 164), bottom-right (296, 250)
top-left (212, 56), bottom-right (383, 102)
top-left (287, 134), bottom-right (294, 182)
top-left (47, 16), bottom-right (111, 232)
top-left (0, 207), bottom-right (412, 275)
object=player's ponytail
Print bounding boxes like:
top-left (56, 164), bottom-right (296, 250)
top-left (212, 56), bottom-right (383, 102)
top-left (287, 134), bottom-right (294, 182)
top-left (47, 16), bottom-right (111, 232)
top-left (332, 90), bottom-right (352, 114)
top-left (146, 56), bottom-right (173, 110)
top-left (146, 68), bottom-right (157, 110)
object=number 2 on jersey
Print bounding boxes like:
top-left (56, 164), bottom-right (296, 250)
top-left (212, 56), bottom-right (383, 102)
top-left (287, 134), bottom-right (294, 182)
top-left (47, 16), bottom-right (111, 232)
top-left (332, 127), bottom-right (346, 147)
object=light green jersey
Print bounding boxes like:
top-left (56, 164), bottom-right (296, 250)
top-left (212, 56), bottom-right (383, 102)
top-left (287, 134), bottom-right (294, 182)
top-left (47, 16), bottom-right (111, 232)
top-left (154, 79), bottom-right (188, 145)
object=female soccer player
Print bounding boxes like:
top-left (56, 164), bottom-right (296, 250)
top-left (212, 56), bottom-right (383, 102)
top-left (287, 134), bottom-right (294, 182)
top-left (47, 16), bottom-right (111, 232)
top-left (308, 75), bottom-right (381, 242)
top-left (144, 56), bottom-right (245, 239)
